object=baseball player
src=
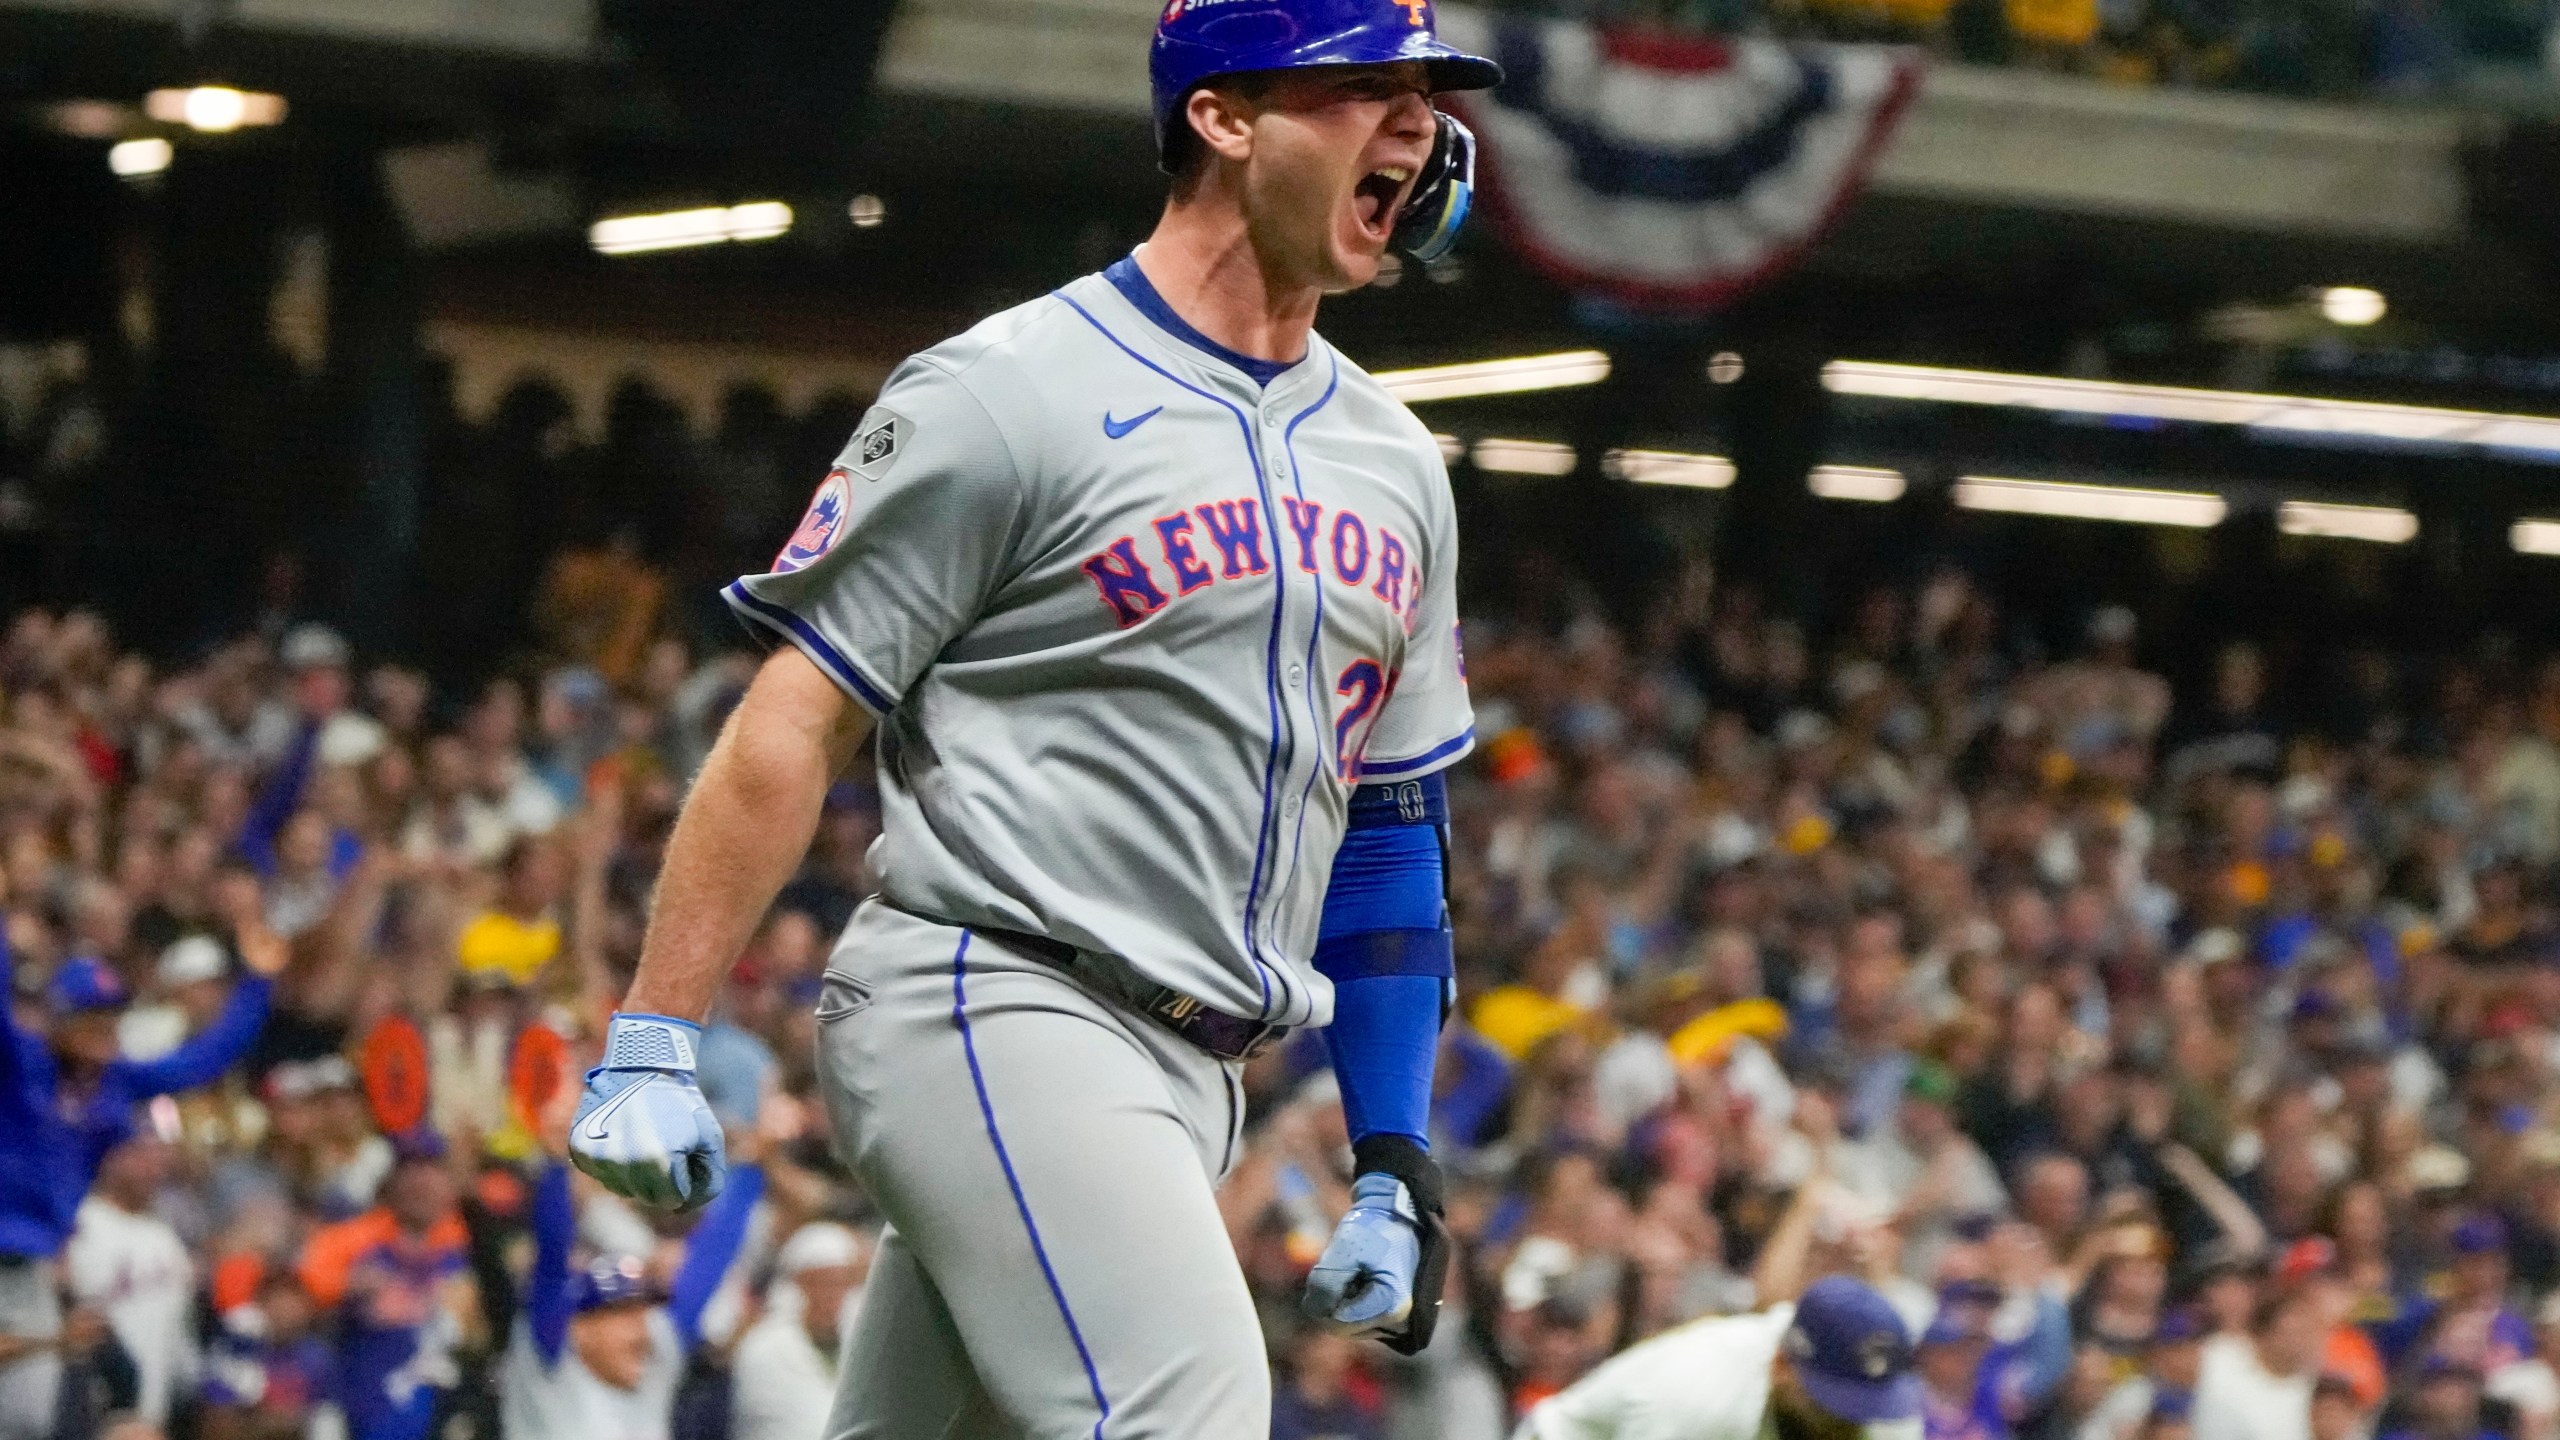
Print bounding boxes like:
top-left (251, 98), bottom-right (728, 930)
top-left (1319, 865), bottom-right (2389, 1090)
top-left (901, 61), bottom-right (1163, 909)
top-left (565, 0), bottom-right (1501, 1432)
top-left (1516, 1275), bottom-right (1927, 1440)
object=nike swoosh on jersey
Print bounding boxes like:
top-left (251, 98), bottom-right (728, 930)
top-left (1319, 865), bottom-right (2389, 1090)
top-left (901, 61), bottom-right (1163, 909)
top-left (1102, 406), bottom-right (1164, 439)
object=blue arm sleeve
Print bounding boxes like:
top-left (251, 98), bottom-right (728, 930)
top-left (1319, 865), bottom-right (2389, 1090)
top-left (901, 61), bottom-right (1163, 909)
top-left (527, 1160), bottom-right (577, 1368)
top-left (667, 1163), bottom-right (764, 1352)
top-left (237, 724), bottom-right (319, 876)
top-left (113, 975), bottom-right (272, 1096)
top-left (1314, 774), bottom-right (1452, 1149)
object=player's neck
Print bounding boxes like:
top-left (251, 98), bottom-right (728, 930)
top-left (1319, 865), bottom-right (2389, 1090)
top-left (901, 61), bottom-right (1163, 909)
top-left (1130, 217), bottom-right (1320, 368)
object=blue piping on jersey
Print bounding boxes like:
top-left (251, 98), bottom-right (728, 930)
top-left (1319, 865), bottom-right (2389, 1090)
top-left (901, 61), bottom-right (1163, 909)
top-left (1360, 726), bottom-right (1476, 779)
top-left (1055, 289), bottom-right (1295, 1022)
top-left (952, 931), bottom-right (1113, 1440)
top-left (1103, 255), bottom-right (1300, 388)
top-left (722, 580), bottom-right (897, 714)
top-left (1277, 359), bottom-right (1342, 1020)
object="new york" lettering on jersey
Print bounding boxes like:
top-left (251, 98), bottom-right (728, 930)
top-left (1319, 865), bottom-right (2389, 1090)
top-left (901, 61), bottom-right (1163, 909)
top-left (1080, 497), bottom-right (1421, 632)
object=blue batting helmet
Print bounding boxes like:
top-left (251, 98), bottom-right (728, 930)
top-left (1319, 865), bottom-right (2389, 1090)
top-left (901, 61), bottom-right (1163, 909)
top-left (1149, 0), bottom-right (1503, 164)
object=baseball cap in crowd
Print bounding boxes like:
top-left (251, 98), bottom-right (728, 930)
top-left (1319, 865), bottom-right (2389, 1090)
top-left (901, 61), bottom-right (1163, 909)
top-left (262, 1055), bottom-right (359, 1104)
top-left (2174, 1238), bottom-right (2260, 1295)
top-left (572, 1255), bottom-right (656, 1314)
top-left (390, 1128), bottom-right (448, 1166)
top-left (280, 623), bottom-right (351, 672)
top-left (158, 935), bottom-right (229, 988)
top-left (773, 1222), bottom-right (867, 1277)
top-left (48, 956), bottom-right (129, 1012)
top-left (1785, 1276), bottom-right (1924, 1423)
top-left (2179, 928), bottom-right (2245, 969)
top-left (2274, 1236), bottom-right (2339, 1285)
top-left (2450, 1212), bottom-right (2510, 1254)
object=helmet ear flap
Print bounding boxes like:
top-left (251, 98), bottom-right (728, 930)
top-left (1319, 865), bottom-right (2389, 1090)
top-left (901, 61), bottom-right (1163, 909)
top-left (1390, 109), bottom-right (1478, 263)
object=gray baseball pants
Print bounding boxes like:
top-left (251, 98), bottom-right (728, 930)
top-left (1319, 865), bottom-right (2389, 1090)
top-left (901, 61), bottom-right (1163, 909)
top-left (811, 901), bottom-right (1269, 1439)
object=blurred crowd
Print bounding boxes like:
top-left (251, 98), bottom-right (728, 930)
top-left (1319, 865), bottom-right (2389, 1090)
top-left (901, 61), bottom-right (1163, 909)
top-left (13, 540), bottom-right (2560, 1440)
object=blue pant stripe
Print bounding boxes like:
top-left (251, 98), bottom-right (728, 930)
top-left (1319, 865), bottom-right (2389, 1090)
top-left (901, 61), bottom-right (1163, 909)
top-left (951, 931), bottom-right (1113, 1439)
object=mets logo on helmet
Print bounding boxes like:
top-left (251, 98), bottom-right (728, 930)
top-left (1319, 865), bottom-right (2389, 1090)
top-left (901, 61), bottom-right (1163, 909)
top-left (775, 468), bottom-right (851, 573)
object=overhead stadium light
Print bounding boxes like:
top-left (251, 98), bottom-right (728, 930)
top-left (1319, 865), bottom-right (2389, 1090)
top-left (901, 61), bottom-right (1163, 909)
top-left (1808, 465), bottom-right (1906, 502)
top-left (108, 138), bottom-right (172, 178)
top-left (1824, 360), bottom-right (2560, 461)
top-left (2277, 500), bottom-right (2416, 543)
top-left (1954, 476), bottom-right (2226, 528)
top-left (2514, 520), bottom-right (2560, 556)
top-left (1604, 448), bottom-right (1734, 488)
top-left (2319, 287), bottom-right (2387, 327)
top-left (589, 202), bottom-right (795, 256)
top-left (1471, 438), bottom-right (1577, 475)
top-left (1376, 350), bottom-right (1611, 403)
top-left (143, 86), bottom-right (286, 132)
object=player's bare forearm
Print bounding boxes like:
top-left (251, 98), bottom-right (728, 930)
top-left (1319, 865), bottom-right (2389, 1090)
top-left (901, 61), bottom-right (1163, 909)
top-left (622, 649), bottom-right (875, 1022)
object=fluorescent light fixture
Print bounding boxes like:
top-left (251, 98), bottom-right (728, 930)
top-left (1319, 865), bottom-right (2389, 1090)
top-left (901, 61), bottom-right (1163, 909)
top-left (1376, 350), bottom-right (1610, 403)
top-left (2514, 519), bottom-right (2560, 556)
top-left (589, 202), bottom-right (795, 256)
top-left (2319, 287), bottom-right (2387, 326)
top-left (48, 100), bottom-right (130, 139)
top-left (108, 137), bottom-right (172, 177)
top-left (1431, 433), bottom-right (1463, 465)
top-left (848, 194), bottom-right (885, 229)
top-left (1471, 438), bottom-right (1576, 475)
top-left (1823, 360), bottom-right (2560, 460)
top-left (144, 86), bottom-right (286, 132)
top-left (1954, 475), bottom-right (2226, 528)
top-left (2277, 500), bottom-right (2415, 543)
top-left (1604, 448), bottom-right (1734, 488)
top-left (1809, 464), bottom-right (1906, 502)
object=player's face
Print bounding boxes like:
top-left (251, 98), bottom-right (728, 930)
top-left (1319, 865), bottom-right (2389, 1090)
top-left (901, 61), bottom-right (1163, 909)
top-left (571, 1304), bottom-right (656, 1390)
top-left (1237, 63), bottom-right (1436, 293)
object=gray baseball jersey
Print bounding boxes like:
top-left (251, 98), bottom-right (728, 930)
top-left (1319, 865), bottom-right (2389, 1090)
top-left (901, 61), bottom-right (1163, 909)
top-left (724, 261), bottom-right (1473, 1028)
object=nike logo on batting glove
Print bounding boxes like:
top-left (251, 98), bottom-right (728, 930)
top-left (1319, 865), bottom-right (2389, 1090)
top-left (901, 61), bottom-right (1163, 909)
top-left (1303, 1172), bottom-right (1422, 1336)
top-left (569, 1014), bottom-right (728, 1212)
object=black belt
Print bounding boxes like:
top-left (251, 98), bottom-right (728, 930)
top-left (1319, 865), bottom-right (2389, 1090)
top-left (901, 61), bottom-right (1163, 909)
top-left (967, 923), bottom-right (1288, 1063)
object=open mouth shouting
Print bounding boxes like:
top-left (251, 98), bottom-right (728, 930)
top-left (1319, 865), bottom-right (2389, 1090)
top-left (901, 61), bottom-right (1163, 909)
top-left (1350, 163), bottom-right (1416, 245)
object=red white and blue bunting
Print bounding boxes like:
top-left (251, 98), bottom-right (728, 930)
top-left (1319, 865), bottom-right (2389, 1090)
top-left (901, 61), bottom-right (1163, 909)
top-left (1438, 8), bottom-right (1924, 313)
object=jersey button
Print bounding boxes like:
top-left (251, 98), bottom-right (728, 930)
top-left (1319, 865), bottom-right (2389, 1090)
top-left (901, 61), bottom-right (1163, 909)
top-left (1286, 664), bottom-right (1305, 685)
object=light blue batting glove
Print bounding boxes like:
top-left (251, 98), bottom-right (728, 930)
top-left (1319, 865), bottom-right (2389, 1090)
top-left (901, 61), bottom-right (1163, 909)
top-left (1303, 1172), bottom-right (1422, 1336)
top-left (569, 1013), bottom-right (727, 1212)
